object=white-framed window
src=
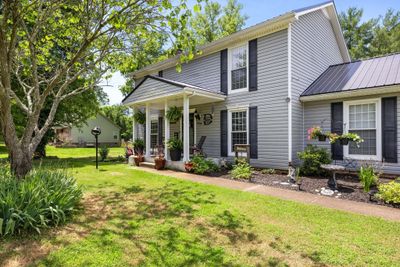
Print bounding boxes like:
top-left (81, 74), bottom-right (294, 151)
top-left (150, 119), bottom-right (158, 150)
top-left (228, 44), bottom-right (248, 93)
top-left (228, 108), bottom-right (249, 155)
top-left (344, 99), bottom-right (382, 160)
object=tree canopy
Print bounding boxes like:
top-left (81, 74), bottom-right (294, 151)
top-left (0, 0), bottom-right (201, 177)
top-left (339, 7), bottom-right (400, 60)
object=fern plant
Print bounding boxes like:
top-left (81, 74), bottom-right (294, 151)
top-left (133, 110), bottom-right (145, 124)
top-left (166, 106), bottom-right (182, 123)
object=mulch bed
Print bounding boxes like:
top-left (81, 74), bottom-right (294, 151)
top-left (208, 169), bottom-right (399, 208)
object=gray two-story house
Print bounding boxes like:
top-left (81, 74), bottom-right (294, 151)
top-left (123, 1), bottom-right (400, 174)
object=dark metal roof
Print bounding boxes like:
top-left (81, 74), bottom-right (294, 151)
top-left (122, 75), bottom-right (225, 104)
top-left (301, 53), bottom-right (400, 97)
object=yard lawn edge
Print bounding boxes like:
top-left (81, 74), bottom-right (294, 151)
top-left (132, 166), bottom-right (400, 222)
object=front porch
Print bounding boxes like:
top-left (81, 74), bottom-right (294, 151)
top-left (125, 75), bottom-right (226, 166)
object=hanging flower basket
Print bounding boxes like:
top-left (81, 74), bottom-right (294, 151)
top-left (133, 110), bottom-right (146, 125)
top-left (307, 126), bottom-right (326, 142)
top-left (340, 138), bottom-right (349, 146)
top-left (166, 106), bottom-right (182, 123)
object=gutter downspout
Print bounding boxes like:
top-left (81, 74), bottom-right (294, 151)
top-left (287, 23), bottom-right (293, 167)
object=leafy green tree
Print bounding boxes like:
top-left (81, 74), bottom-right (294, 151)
top-left (191, 0), bottom-right (248, 45)
top-left (101, 105), bottom-right (132, 141)
top-left (0, 0), bottom-right (200, 177)
top-left (339, 7), bottom-right (377, 59)
top-left (370, 9), bottom-right (400, 57)
top-left (218, 0), bottom-right (248, 38)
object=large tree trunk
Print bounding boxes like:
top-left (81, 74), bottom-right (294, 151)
top-left (9, 146), bottom-right (32, 178)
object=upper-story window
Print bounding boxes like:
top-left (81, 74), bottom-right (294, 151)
top-left (229, 44), bottom-right (248, 92)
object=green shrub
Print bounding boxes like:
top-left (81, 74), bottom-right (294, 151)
top-left (358, 165), bottom-right (378, 192)
top-left (0, 166), bottom-right (82, 236)
top-left (190, 155), bottom-right (219, 175)
top-left (297, 145), bottom-right (331, 176)
top-left (99, 145), bottom-right (109, 161)
top-left (261, 168), bottom-right (275, 175)
top-left (231, 159), bottom-right (252, 179)
top-left (377, 179), bottom-right (400, 204)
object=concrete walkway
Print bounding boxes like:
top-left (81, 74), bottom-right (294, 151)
top-left (134, 166), bottom-right (400, 222)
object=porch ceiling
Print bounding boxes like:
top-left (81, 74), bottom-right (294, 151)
top-left (122, 75), bottom-right (226, 109)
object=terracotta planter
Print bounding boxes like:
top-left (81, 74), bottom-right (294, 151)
top-left (340, 138), bottom-right (349, 146)
top-left (154, 158), bottom-right (166, 170)
top-left (134, 156), bottom-right (143, 166)
top-left (170, 149), bottom-right (182, 161)
top-left (318, 135), bottom-right (327, 142)
top-left (185, 162), bottom-right (194, 172)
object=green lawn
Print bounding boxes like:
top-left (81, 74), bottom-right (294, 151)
top-left (1, 146), bottom-right (400, 266)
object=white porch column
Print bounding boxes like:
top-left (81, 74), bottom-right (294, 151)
top-left (183, 94), bottom-right (190, 162)
top-left (164, 100), bottom-right (170, 160)
top-left (145, 103), bottom-right (151, 157)
top-left (131, 106), bottom-right (136, 142)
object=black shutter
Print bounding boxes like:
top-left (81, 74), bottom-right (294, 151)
top-left (331, 102), bottom-right (343, 160)
top-left (158, 70), bottom-right (163, 77)
top-left (249, 39), bottom-right (258, 91)
top-left (382, 97), bottom-right (397, 163)
top-left (220, 49), bottom-right (228, 94)
top-left (249, 106), bottom-right (258, 159)
top-left (220, 110), bottom-right (228, 157)
top-left (158, 117), bottom-right (163, 146)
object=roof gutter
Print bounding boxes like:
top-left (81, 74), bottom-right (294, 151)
top-left (300, 85), bottom-right (400, 102)
top-left (130, 13), bottom-right (296, 79)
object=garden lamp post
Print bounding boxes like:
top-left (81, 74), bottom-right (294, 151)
top-left (91, 126), bottom-right (101, 169)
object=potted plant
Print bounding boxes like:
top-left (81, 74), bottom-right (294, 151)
top-left (166, 106), bottom-right (182, 123)
top-left (166, 137), bottom-right (183, 161)
top-left (132, 138), bottom-right (145, 156)
top-left (307, 126), bottom-right (326, 141)
top-left (154, 149), bottom-right (166, 170)
top-left (184, 161), bottom-right (194, 172)
top-left (339, 133), bottom-right (363, 146)
top-left (133, 153), bottom-right (143, 166)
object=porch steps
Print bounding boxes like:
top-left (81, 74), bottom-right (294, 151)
top-left (139, 161), bottom-right (156, 169)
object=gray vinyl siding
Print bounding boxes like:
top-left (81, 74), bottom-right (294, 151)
top-left (124, 78), bottom-right (182, 103)
top-left (303, 93), bottom-right (400, 175)
top-left (229, 30), bottom-right (288, 169)
top-left (163, 53), bottom-right (221, 92)
top-left (291, 10), bottom-right (344, 164)
top-left (156, 30), bottom-right (289, 169)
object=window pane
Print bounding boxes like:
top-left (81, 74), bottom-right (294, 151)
top-left (349, 103), bottom-right (376, 130)
top-left (232, 132), bottom-right (247, 151)
top-left (231, 46), bottom-right (247, 70)
top-left (349, 130), bottom-right (376, 155)
top-left (231, 68), bottom-right (247, 90)
top-left (231, 45), bottom-right (247, 90)
top-left (231, 111), bottom-right (247, 151)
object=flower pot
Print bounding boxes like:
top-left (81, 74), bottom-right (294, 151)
top-left (133, 156), bottom-right (142, 166)
top-left (170, 149), bottom-right (182, 161)
top-left (318, 135), bottom-right (327, 142)
top-left (185, 162), bottom-right (194, 172)
top-left (340, 138), bottom-right (349, 146)
top-left (154, 158), bottom-right (166, 170)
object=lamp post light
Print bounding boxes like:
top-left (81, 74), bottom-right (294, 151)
top-left (91, 126), bottom-right (101, 169)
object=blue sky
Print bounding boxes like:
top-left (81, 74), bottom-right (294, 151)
top-left (102, 0), bottom-right (400, 105)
